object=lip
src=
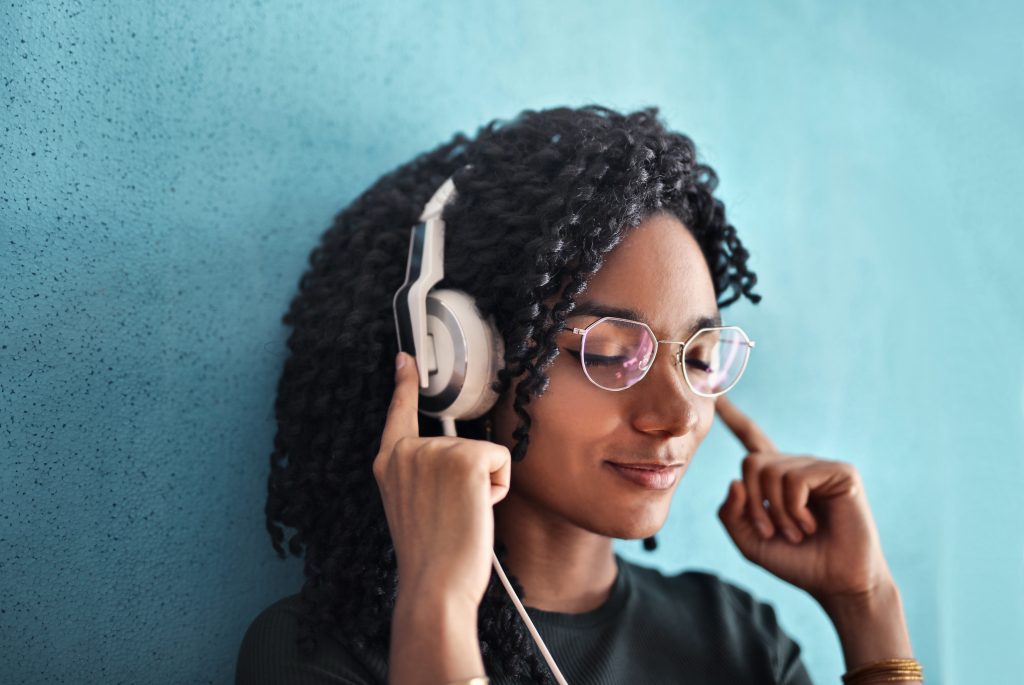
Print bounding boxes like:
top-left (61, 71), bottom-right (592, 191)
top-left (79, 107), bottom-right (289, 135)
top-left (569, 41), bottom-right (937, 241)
top-left (605, 461), bottom-right (683, 490)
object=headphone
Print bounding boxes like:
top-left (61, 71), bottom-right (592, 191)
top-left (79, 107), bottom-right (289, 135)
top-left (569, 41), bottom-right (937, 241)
top-left (392, 174), bottom-right (505, 424)
top-left (390, 173), bottom-right (570, 685)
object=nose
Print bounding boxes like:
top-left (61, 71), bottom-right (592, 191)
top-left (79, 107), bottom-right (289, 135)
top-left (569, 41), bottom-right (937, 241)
top-left (629, 345), bottom-right (700, 437)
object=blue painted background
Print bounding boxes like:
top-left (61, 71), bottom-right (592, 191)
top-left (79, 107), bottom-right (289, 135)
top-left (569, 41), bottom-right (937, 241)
top-left (3, 1), bottom-right (1021, 683)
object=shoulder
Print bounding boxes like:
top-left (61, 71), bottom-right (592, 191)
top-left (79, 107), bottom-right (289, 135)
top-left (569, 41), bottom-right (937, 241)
top-left (236, 594), bottom-right (382, 685)
top-left (243, 593), bottom-right (305, 630)
top-left (238, 594), bottom-right (305, 657)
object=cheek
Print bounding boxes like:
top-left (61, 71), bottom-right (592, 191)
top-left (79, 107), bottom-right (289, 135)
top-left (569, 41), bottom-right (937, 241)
top-left (695, 398), bottom-right (716, 438)
top-left (535, 356), bottom-right (616, 429)
top-left (495, 356), bottom-right (616, 479)
top-left (489, 354), bottom-right (608, 446)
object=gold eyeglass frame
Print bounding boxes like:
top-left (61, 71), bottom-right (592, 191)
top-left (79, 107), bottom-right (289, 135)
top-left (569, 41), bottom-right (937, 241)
top-left (566, 316), bottom-right (756, 397)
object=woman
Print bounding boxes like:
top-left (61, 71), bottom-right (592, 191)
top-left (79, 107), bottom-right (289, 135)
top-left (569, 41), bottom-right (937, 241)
top-left (237, 105), bottom-right (921, 684)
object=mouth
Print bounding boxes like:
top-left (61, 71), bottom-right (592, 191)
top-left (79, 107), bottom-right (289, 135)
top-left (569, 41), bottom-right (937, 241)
top-left (605, 461), bottom-right (684, 490)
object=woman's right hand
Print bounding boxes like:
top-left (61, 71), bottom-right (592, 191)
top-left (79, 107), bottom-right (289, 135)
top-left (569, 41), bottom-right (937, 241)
top-left (373, 351), bottom-right (512, 609)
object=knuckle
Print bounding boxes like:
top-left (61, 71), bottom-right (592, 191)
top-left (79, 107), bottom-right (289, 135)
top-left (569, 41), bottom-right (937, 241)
top-left (392, 436), bottom-right (413, 456)
top-left (463, 447), bottom-right (489, 473)
top-left (834, 459), bottom-right (858, 478)
top-left (390, 437), bottom-right (424, 471)
top-left (439, 442), bottom-right (477, 472)
top-left (483, 439), bottom-right (507, 457)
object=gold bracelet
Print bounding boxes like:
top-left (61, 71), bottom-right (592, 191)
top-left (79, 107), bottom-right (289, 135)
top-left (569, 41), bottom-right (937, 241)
top-left (444, 678), bottom-right (489, 685)
top-left (841, 657), bottom-right (923, 684)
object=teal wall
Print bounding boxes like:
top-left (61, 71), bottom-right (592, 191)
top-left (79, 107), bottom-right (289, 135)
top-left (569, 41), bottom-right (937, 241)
top-left (3, 2), bottom-right (1021, 683)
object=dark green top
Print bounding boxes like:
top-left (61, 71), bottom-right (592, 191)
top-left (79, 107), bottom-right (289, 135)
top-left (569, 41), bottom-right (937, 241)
top-left (237, 555), bottom-right (813, 684)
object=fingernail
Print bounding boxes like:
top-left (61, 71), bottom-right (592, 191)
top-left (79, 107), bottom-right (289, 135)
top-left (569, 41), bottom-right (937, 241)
top-left (784, 527), bottom-right (801, 543)
top-left (756, 520), bottom-right (772, 538)
top-left (395, 352), bottom-right (406, 370)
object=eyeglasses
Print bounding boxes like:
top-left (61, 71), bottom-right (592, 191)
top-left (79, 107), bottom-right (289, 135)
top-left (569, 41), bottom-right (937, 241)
top-left (563, 316), bottom-right (755, 397)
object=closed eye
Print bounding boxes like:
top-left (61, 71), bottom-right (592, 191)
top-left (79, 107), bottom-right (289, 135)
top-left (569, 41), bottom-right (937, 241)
top-left (685, 358), bottom-right (711, 373)
top-left (564, 349), bottom-right (627, 366)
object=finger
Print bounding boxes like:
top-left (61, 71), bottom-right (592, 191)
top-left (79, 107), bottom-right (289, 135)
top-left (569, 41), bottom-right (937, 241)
top-left (718, 480), bottom-right (762, 560)
top-left (760, 463), bottom-right (804, 543)
top-left (715, 395), bottom-right (779, 454)
top-left (378, 352), bottom-right (421, 461)
top-left (488, 445), bottom-right (512, 505)
top-left (782, 468), bottom-right (818, 535)
top-left (741, 455), bottom-right (774, 539)
top-left (790, 460), bottom-right (860, 500)
top-left (775, 460), bottom-right (860, 540)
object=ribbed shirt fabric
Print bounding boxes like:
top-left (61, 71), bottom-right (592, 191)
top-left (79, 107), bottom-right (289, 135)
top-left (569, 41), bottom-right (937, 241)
top-left (237, 554), bottom-right (813, 684)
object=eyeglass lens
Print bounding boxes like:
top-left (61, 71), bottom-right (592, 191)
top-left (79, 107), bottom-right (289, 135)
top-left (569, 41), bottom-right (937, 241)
top-left (579, 319), bottom-right (749, 394)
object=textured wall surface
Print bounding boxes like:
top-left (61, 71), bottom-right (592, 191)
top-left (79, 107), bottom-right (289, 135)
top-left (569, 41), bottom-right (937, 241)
top-left (2, 1), bottom-right (1021, 683)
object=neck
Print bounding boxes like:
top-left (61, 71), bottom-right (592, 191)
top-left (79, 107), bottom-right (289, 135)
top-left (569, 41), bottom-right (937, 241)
top-left (493, 490), bottom-right (619, 614)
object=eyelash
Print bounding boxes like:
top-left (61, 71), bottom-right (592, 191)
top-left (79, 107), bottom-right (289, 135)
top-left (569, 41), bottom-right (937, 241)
top-left (565, 349), bottom-right (711, 373)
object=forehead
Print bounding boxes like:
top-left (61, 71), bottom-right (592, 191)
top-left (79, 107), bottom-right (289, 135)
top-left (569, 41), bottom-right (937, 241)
top-left (574, 213), bottom-right (719, 337)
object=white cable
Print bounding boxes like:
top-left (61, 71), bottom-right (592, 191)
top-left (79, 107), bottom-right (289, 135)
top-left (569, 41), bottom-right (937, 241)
top-left (490, 550), bottom-right (569, 685)
top-left (441, 416), bottom-right (457, 437)
top-left (439, 415), bottom-right (569, 685)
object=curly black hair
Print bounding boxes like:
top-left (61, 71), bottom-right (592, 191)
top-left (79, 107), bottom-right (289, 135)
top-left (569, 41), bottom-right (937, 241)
top-left (264, 104), bottom-right (762, 682)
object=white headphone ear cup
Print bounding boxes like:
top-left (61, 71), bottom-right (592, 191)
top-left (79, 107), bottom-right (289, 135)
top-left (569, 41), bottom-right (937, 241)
top-left (419, 289), bottom-right (504, 420)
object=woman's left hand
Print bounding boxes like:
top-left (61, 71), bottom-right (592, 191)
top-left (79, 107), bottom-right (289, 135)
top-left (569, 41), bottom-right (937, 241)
top-left (714, 395), bottom-right (895, 607)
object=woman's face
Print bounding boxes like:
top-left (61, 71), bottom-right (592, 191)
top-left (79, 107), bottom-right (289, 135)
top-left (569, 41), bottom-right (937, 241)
top-left (491, 212), bottom-right (721, 540)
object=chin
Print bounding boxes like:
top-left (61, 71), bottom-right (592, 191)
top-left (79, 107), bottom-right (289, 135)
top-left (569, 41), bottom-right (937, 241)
top-left (598, 505), bottom-right (671, 540)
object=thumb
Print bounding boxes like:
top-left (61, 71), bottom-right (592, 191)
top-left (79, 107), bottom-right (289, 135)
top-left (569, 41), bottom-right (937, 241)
top-left (718, 480), bottom-right (762, 560)
top-left (378, 351), bottom-right (422, 458)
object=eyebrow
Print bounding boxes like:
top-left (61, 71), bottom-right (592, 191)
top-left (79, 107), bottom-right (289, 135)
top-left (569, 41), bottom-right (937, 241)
top-left (568, 300), bottom-right (723, 338)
